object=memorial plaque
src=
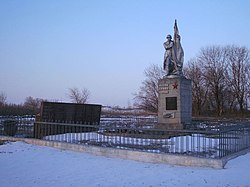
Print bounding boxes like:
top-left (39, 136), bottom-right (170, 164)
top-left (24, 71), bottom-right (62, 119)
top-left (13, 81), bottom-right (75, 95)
top-left (159, 83), bottom-right (169, 93)
top-left (34, 102), bottom-right (102, 138)
top-left (40, 102), bottom-right (102, 124)
top-left (166, 97), bottom-right (177, 110)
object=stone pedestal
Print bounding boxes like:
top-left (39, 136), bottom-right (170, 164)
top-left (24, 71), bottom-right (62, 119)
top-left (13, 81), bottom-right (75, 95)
top-left (157, 75), bottom-right (192, 129)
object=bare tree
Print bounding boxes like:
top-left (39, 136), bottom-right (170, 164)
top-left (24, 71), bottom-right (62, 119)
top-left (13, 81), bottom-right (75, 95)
top-left (185, 45), bottom-right (250, 116)
top-left (68, 87), bottom-right (90, 104)
top-left (0, 92), bottom-right (7, 106)
top-left (24, 96), bottom-right (44, 113)
top-left (184, 59), bottom-right (208, 116)
top-left (197, 46), bottom-right (228, 116)
top-left (133, 64), bottom-right (164, 113)
top-left (226, 45), bottom-right (250, 112)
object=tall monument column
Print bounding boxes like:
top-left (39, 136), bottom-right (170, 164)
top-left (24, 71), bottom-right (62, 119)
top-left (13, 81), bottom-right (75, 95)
top-left (157, 20), bottom-right (192, 129)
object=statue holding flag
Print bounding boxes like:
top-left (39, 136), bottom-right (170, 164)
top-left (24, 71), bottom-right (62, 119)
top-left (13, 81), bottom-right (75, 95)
top-left (163, 20), bottom-right (184, 76)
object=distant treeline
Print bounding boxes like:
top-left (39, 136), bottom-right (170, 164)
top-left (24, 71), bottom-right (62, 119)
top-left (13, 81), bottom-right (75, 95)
top-left (0, 96), bottom-right (42, 116)
top-left (0, 104), bottom-right (39, 116)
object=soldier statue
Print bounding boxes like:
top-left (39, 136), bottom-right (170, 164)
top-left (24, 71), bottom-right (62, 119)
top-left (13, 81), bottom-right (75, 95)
top-left (163, 20), bottom-right (184, 76)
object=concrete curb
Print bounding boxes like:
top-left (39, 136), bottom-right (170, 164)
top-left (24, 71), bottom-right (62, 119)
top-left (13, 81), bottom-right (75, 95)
top-left (2, 136), bottom-right (248, 169)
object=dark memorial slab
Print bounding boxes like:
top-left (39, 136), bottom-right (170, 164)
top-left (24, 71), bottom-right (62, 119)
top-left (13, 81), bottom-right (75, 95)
top-left (166, 97), bottom-right (177, 110)
top-left (34, 102), bottom-right (102, 138)
top-left (39, 101), bottom-right (101, 124)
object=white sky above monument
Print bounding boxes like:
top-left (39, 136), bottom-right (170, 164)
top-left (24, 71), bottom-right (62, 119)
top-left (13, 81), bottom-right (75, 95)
top-left (0, 0), bottom-right (249, 107)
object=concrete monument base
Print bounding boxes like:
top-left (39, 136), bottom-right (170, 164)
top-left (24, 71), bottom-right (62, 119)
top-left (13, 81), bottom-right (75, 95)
top-left (157, 75), bottom-right (192, 130)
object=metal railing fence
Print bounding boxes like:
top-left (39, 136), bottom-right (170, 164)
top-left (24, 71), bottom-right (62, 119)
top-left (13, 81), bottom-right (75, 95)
top-left (1, 115), bottom-right (250, 159)
top-left (0, 115), bottom-right (35, 138)
top-left (32, 121), bottom-right (250, 158)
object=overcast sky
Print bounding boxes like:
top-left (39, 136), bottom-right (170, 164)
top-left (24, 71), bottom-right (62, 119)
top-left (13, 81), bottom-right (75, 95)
top-left (1, 0), bottom-right (250, 107)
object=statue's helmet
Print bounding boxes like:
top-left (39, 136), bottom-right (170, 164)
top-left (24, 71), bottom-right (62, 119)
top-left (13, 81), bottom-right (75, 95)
top-left (166, 34), bottom-right (172, 39)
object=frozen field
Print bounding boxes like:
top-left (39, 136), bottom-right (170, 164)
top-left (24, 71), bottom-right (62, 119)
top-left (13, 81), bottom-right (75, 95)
top-left (0, 141), bottom-right (250, 187)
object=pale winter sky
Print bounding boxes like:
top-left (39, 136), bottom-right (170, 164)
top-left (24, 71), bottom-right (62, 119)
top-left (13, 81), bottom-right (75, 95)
top-left (0, 0), bottom-right (250, 107)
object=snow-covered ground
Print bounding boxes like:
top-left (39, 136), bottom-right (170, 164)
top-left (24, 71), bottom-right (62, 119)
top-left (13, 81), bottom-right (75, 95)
top-left (0, 141), bottom-right (249, 187)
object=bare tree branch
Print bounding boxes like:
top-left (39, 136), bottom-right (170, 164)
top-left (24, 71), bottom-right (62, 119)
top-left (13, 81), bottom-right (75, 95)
top-left (68, 87), bottom-right (90, 104)
top-left (133, 64), bottom-right (164, 113)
